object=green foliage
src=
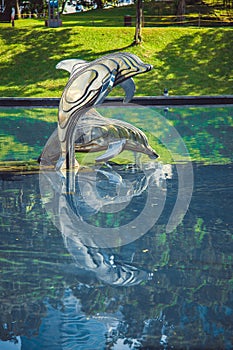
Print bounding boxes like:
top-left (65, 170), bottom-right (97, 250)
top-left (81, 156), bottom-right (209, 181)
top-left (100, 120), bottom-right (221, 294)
top-left (194, 218), bottom-right (207, 246)
top-left (0, 106), bottom-right (232, 168)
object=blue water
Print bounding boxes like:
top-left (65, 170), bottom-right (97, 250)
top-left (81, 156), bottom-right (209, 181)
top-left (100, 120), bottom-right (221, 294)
top-left (0, 105), bottom-right (233, 349)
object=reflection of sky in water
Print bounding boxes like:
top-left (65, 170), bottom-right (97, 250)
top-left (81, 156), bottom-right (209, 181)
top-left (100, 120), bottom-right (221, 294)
top-left (22, 288), bottom-right (109, 350)
top-left (0, 106), bottom-right (232, 349)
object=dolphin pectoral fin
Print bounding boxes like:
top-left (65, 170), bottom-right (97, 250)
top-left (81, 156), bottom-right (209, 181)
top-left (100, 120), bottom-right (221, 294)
top-left (95, 139), bottom-right (126, 162)
top-left (120, 78), bottom-right (135, 103)
top-left (56, 59), bottom-right (88, 74)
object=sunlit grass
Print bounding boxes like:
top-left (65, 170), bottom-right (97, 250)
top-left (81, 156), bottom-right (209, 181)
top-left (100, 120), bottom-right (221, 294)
top-left (0, 8), bottom-right (233, 97)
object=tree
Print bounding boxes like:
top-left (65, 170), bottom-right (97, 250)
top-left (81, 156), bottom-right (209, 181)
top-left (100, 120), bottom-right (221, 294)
top-left (14, 0), bottom-right (21, 19)
top-left (95, 0), bottom-right (104, 9)
top-left (134, 0), bottom-right (143, 45)
top-left (18, 0), bottom-right (45, 16)
top-left (175, 0), bottom-right (186, 19)
top-left (59, 0), bottom-right (68, 14)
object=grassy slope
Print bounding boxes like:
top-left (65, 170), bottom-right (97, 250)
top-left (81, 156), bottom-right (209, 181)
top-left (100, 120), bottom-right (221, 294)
top-left (0, 8), bottom-right (232, 97)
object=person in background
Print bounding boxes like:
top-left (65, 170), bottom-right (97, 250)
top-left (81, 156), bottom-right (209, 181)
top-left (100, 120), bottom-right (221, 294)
top-left (11, 6), bottom-right (15, 26)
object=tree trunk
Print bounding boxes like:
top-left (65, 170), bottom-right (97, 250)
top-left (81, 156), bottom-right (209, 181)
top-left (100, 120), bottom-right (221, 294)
top-left (60, 0), bottom-right (68, 15)
top-left (15, 0), bottom-right (21, 19)
top-left (134, 0), bottom-right (143, 45)
top-left (176, 0), bottom-right (186, 21)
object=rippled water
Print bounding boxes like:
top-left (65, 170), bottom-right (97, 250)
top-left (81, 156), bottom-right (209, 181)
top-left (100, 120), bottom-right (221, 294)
top-left (0, 106), bottom-right (233, 349)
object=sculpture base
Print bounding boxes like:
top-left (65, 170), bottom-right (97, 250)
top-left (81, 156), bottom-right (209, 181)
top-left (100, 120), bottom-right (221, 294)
top-left (45, 19), bottom-right (62, 28)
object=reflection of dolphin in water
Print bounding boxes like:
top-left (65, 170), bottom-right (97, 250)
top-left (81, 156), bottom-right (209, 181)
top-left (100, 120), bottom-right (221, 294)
top-left (63, 235), bottom-right (152, 287)
top-left (39, 108), bottom-right (158, 168)
top-left (40, 168), bottom-right (153, 287)
top-left (39, 163), bottom-right (170, 286)
top-left (46, 52), bottom-right (154, 170)
top-left (69, 162), bottom-right (169, 215)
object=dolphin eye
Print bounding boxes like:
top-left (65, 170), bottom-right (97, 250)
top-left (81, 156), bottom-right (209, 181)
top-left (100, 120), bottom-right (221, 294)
top-left (76, 135), bottom-right (85, 144)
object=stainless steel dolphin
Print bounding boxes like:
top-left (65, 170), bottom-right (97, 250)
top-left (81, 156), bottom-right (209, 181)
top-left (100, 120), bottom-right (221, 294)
top-left (39, 108), bottom-right (158, 168)
top-left (73, 108), bottom-right (159, 162)
top-left (55, 52), bottom-right (153, 170)
top-left (56, 58), bottom-right (136, 104)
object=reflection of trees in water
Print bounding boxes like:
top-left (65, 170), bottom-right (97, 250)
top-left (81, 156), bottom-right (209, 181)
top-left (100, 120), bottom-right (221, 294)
top-left (0, 108), bottom-right (57, 162)
top-left (0, 301), bottom-right (46, 342)
top-left (100, 106), bottom-right (233, 165)
top-left (1, 106), bottom-right (232, 165)
top-left (0, 163), bottom-right (232, 348)
top-left (0, 172), bottom-right (70, 342)
top-left (166, 107), bottom-right (233, 164)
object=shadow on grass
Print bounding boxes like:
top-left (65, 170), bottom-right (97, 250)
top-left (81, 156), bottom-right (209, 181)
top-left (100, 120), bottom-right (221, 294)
top-left (0, 25), bottom-right (135, 97)
top-left (0, 27), bottom-right (88, 97)
top-left (138, 28), bottom-right (233, 96)
top-left (0, 25), bottom-right (232, 97)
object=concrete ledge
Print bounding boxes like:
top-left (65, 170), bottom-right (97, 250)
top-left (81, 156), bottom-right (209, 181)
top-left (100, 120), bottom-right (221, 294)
top-left (0, 95), bottom-right (233, 108)
top-left (0, 97), bottom-right (60, 108)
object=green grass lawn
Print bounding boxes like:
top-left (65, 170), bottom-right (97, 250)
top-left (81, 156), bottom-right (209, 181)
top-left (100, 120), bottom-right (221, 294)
top-left (0, 7), bottom-right (232, 97)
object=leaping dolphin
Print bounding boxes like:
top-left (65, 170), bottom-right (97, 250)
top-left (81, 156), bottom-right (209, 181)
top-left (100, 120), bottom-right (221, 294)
top-left (55, 52), bottom-right (153, 170)
top-left (56, 58), bottom-right (136, 104)
top-left (39, 108), bottom-right (158, 168)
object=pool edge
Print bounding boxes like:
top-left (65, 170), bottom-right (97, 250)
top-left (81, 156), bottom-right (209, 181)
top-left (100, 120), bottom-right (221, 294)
top-left (0, 95), bottom-right (233, 107)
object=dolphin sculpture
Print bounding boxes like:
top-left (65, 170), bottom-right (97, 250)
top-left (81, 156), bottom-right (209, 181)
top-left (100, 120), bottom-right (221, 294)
top-left (39, 53), bottom-right (158, 169)
top-left (39, 108), bottom-right (158, 168)
top-left (54, 52), bottom-right (154, 170)
top-left (73, 108), bottom-right (159, 163)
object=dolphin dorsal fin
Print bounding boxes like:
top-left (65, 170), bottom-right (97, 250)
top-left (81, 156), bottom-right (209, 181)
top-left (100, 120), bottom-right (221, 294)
top-left (95, 139), bottom-right (126, 162)
top-left (56, 59), bottom-right (88, 75)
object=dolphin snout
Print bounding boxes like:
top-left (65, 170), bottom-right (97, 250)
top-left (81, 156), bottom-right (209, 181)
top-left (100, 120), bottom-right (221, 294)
top-left (149, 151), bottom-right (159, 159)
top-left (149, 149), bottom-right (159, 159)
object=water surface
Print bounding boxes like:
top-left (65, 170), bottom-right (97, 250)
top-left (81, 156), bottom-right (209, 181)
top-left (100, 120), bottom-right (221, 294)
top-left (0, 106), bottom-right (232, 349)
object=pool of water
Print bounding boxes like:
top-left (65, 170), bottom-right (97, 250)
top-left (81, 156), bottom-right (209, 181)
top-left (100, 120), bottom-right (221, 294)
top-left (0, 105), bottom-right (233, 349)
